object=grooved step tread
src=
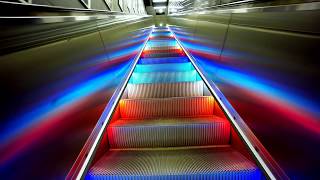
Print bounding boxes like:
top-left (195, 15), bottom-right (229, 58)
top-left (144, 46), bottom-right (177, 51)
top-left (139, 57), bottom-right (189, 64)
top-left (134, 62), bottom-right (193, 73)
top-left (110, 116), bottom-right (227, 126)
top-left (130, 70), bottom-right (199, 84)
top-left (143, 49), bottom-right (183, 55)
top-left (107, 116), bottom-right (230, 148)
top-left (141, 53), bottom-right (184, 58)
top-left (127, 81), bottom-right (203, 99)
top-left (119, 96), bottom-right (216, 119)
top-left (88, 146), bottom-right (261, 179)
top-left (146, 41), bottom-right (177, 48)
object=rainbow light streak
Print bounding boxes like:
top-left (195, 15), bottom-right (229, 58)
top-left (178, 40), bottom-right (221, 56)
top-left (76, 40), bottom-right (147, 71)
top-left (0, 67), bottom-right (131, 167)
top-left (172, 33), bottom-right (232, 62)
top-left (107, 35), bottom-right (147, 53)
top-left (108, 29), bottom-right (150, 46)
top-left (177, 30), bottom-right (320, 116)
top-left (0, 62), bottom-right (130, 150)
top-left (171, 28), bottom-right (320, 134)
top-left (108, 43), bottom-right (144, 60)
top-left (175, 32), bottom-right (262, 69)
top-left (190, 51), bottom-right (320, 134)
top-left (0, 34), bottom-right (149, 165)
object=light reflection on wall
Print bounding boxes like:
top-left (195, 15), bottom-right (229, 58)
top-left (0, 28), bottom-right (151, 179)
top-left (171, 26), bottom-right (320, 179)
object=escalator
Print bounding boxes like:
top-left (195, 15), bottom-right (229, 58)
top-left (0, 0), bottom-right (315, 179)
top-left (79, 27), bottom-right (263, 179)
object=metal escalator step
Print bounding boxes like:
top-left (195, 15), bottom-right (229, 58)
top-left (144, 46), bottom-right (179, 51)
top-left (127, 81), bottom-right (203, 99)
top-left (150, 36), bottom-right (174, 40)
top-left (151, 31), bottom-right (171, 36)
top-left (141, 52), bottom-right (184, 58)
top-left (143, 48), bottom-right (183, 55)
top-left (139, 57), bottom-right (189, 64)
top-left (153, 28), bottom-right (169, 31)
top-left (152, 30), bottom-right (170, 33)
top-left (119, 96), bottom-right (215, 119)
top-left (134, 62), bottom-right (193, 73)
top-left (146, 40), bottom-right (177, 47)
top-left (88, 146), bottom-right (262, 179)
top-left (130, 70), bottom-right (200, 84)
top-left (107, 116), bottom-right (230, 148)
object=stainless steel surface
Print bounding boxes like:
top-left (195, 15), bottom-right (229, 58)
top-left (169, 0), bottom-right (320, 15)
top-left (167, 2), bottom-right (320, 34)
top-left (0, 15), bottom-right (147, 23)
top-left (0, 15), bottom-right (151, 55)
top-left (0, 0), bottom-right (151, 55)
top-left (0, 0), bottom-right (109, 13)
top-left (222, 1), bottom-right (320, 13)
top-left (0, 0), bottom-right (147, 13)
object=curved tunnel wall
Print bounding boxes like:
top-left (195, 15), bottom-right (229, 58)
top-left (166, 8), bottom-right (320, 179)
top-left (1, 4), bottom-right (320, 179)
top-left (0, 16), bottom-right (153, 179)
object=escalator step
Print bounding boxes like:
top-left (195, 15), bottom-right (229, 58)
top-left (141, 52), bottom-right (184, 58)
top-left (88, 146), bottom-right (262, 179)
top-left (143, 48), bottom-right (183, 55)
top-left (139, 57), bottom-right (189, 64)
top-left (134, 62), bottom-right (193, 73)
top-left (130, 70), bottom-right (200, 84)
top-left (146, 40), bottom-right (177, 47)
top-left (127, 81), bottom-right (203, 99)
top-left (119, 96), bottom-right (215, 119)
top-left (144, 46), bottom-right (179, 51)
top-left (150, 36), bottom-right (175, 40)
top-left (108, 116), bottom-right (230, 148)
top-left (151, 32), bottom-right (171, 36)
